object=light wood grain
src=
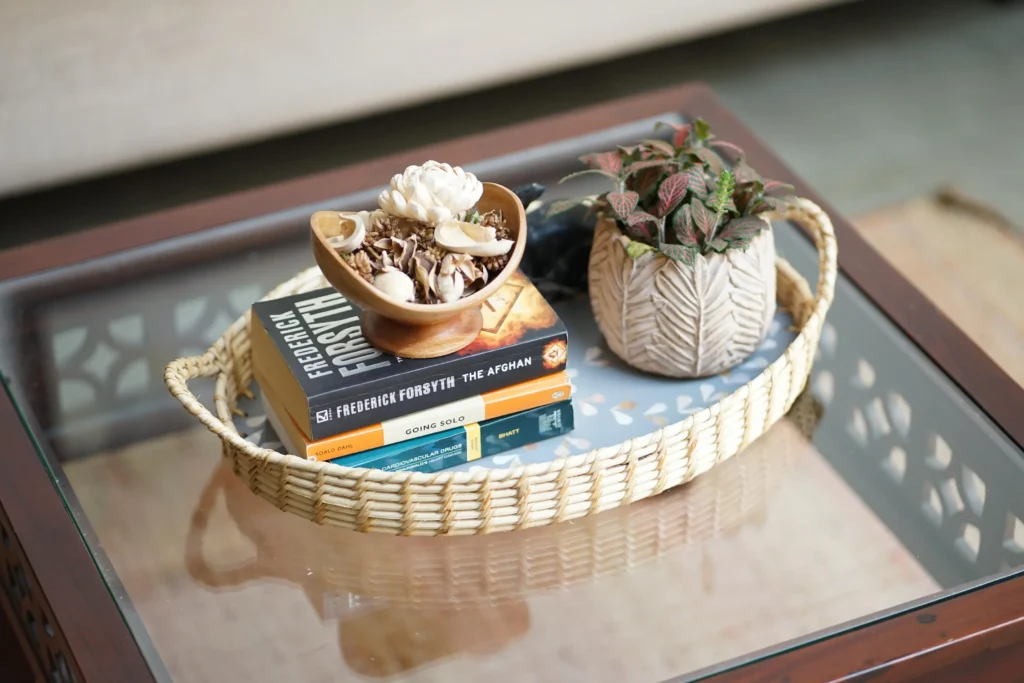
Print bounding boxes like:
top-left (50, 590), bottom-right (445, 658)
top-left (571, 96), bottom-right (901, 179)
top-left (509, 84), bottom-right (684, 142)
top-left (853, 191), bottom-right (1024, 387)
top-left (311, 182), bottom-right (527, 357)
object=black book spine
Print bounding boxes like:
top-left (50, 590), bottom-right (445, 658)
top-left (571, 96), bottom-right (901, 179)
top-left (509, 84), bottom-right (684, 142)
top-left (305, 331), bottom-right (567, 439)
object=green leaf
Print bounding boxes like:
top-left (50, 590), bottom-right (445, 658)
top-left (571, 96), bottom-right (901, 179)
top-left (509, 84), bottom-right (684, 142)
top-left (579, 152), bottom-right (623, 175)
top-left (653, 172), bottom-right (690, 217)
top-left (626, 210), bottom-right (659, 226)
top-left (708, 170), bottom-right (736, 227)
top-left (671, 205), bottom-right (699, 247)
top-left (623, 158), bottom-right (678, 177)
top-left (689, 198), bottom-right (716, 238)
top-left (558, 168), bottom-right (619, 184)
top-left (545, 197), bottom-right (586, 217)
top-left (659, 242), bottom-right (696, 266)
top-left (693, 119), bottom-right (711, 142)
top-left (717, 215), bottom-right (766, 242)
top-left (625, 241), bottom-right (657, 259)
top-left (685, 167), bottom-right (709, 200)
top-left (708, 237), bottom-right (729, 252)
top-left (641, 139), bottom-right (677, 157)
top-left (607, 191), bottom-right (639, 219)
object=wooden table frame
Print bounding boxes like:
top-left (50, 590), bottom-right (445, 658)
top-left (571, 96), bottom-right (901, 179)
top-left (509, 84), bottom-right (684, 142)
top-left (1, 83), bottom-right (1022, 682)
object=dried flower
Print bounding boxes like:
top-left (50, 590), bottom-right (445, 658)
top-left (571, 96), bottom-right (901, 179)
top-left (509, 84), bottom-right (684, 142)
top-left (377, 161), bottom-right (483, 226)
top-left (350, 250), bottom-right (374, 282)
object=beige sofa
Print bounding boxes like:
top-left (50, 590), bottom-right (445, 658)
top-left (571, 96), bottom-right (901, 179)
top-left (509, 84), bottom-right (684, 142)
top-left (0, 0), bottom-right (843, 197)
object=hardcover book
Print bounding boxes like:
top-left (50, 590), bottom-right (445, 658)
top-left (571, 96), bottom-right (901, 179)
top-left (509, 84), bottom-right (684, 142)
top-left (255, 367), bottom-right (571, 461)
top-left (251, 270), bottom-right (569, 440)
top-left (263, 394), bottom-right (574, 474)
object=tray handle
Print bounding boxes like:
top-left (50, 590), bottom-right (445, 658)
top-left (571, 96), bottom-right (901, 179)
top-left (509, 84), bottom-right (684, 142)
top-left (773, 197), bottom-right (838, 325)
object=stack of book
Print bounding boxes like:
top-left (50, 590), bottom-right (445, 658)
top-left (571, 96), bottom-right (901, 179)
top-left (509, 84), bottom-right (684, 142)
top-left (250, 271), bottom-right (573, 473)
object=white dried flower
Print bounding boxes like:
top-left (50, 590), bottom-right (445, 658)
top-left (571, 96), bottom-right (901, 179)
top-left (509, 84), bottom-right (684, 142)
top-left (377, 161), bottom-right (483, 226)
top-left (372, 269), bottom-right (415, 302)
top-left (433, 220), bottom-right (513, 257)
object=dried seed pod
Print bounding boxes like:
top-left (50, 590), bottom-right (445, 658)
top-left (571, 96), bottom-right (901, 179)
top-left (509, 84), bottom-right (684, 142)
top-left (412, 253), bottom-right (436, 302)
top-left (328, 210), bottom-right (377, 253)
top-left (435, 254), bottom-right (466, 303)
top-left (450, 253), bottom-right (487, 290)
top-left (372, 268), bottom-right (415, 302)
top-left (397, 235), bottom-right (418, 271)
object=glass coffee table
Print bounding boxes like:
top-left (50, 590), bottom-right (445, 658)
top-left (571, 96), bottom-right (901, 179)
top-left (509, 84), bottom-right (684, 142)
top-left (1, 84), bottom-right (1023, 683)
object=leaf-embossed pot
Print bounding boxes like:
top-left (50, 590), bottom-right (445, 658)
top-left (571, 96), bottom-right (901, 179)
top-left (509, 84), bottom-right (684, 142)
top-left (588, 215), bottom-right (776, 378)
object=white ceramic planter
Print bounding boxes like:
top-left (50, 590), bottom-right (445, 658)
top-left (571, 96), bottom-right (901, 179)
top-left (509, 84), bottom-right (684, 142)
top-left (588, 216), bottom-right (776, 378)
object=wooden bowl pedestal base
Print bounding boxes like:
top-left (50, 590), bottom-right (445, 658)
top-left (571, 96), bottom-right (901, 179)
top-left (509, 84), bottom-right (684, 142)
top-left (362, 308), bottom-right (483, 358)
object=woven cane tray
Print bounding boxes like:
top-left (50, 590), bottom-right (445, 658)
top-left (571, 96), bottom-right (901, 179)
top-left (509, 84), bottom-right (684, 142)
top-left (164, 198), bottom-right (836, 536)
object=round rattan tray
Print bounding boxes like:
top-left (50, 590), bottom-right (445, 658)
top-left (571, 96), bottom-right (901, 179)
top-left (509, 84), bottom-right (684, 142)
top-left (164, 198), bottom-right (836, 536)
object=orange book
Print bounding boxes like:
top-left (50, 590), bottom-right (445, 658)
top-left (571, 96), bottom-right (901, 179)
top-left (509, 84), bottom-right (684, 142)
top-left (255, 368), bottom-right (571, 461)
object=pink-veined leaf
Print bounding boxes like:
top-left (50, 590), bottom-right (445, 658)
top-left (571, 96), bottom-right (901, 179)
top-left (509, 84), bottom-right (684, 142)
top-left (623, 158), bottom-right (678, 177)
top-left (694, 147), bottom-right (726, 174)
top-left (718, 216), bottom-right (767, 242)
top-left (764, 179), bottom-right (796, 193)
top-left (659, 243), bottom-right (696, 266)
top-left (653, 172), bottom-right (690, 217)
top-left (607, 191), bottom-right (639, 219)
top-left (655, 121), bottom-right (693, 148)
top-left (628, 167), bottom-right (663, 200)
top-left (671, 205), bottom-right (699, 247)
top-left (545, 197), bottom-right (586, 217)
top-left (625, 222), bottom-right (654, 242)
top-left (641, 138), bottom-right (676, 157)
top-left (709, 140), bottom-right (745, 159)
top-left (558, 168), bottom-right (619, 184)
top-left (579, 151), bottom-right (623, 176)
top-left (686, 167), bottom-right (709, 200)
top-left (733, 159), bottom-right (763, 184)
top-left (626, 210), bottom-right (659, 226)
top-left (689, 198), bottom-right (716, 238)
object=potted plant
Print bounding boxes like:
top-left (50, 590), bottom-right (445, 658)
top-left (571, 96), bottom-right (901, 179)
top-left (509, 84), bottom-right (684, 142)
top-left (554, 120), bottom-right (793, 378)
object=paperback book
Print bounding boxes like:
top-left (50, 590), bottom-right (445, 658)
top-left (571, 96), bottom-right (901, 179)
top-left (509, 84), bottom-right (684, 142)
top-left (262, 395), bottom-right (575, 474)
top-left (255, 368), bottom-right (571, 461)
top-left (251, 270), bottom-right (568, 440)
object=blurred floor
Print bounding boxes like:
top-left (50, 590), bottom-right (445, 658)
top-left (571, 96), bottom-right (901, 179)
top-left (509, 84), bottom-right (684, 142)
top-left (0, 0), bottom-right (1021, 248)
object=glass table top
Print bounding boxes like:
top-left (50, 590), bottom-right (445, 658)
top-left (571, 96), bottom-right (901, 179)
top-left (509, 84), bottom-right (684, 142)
top-left (2, 120), bottom-right (1023, 682)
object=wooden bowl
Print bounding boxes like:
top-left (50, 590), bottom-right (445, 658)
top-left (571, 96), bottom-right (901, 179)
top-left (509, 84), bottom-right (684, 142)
top-left (311, 182), bottom-right (527, 358)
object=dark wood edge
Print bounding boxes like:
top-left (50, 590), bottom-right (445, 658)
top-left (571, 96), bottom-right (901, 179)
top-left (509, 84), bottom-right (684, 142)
top-left (702, 572), bottom-right (1024, 682)
top-left (0, 83), bottom-right (703, 281)
top-left (0, 82), bottom-right (1022, 679)
top-left (0, 380), bottom-right (155, 683)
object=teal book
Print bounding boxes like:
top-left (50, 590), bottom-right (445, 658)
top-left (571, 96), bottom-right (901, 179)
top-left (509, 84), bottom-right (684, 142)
top-left (265, 397), bottom-right (573, 473)
top-left (331, 400), bottom-right (574, 473)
